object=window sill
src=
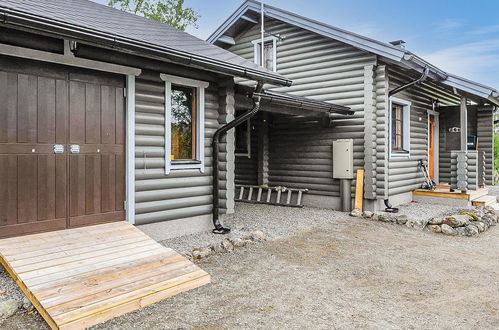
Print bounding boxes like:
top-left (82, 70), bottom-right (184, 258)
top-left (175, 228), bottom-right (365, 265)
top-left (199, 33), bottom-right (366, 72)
top-left (390, 151), bottom-right (410, 159)
top-left (168, 160), bottom-right (204, 173)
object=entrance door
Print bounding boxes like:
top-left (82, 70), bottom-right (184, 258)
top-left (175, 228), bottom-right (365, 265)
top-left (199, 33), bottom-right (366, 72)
top-left (0, 57), bottom-right (125, 238)
top-left (428, 115), bottom-right (436, 180)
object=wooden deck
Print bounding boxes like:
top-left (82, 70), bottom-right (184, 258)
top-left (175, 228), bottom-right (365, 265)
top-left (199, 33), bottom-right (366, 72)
top-left (413, 187), bottom-right (498, 207)
top-left (0, 222), bottom-right (210, 329)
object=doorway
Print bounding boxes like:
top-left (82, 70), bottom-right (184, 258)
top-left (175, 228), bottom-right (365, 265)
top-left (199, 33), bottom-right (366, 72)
top-left (428, 112), bottom-right (439, 183)
top-left (0, 57), bottom-right (126, 238)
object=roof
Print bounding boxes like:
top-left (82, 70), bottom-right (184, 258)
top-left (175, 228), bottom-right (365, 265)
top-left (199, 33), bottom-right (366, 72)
top-left (0, 0), bottom-right (291, 86)
top-left (208, 0), bottom-right (499, 105)
top-left (255, 90), bottom-right (353, 116)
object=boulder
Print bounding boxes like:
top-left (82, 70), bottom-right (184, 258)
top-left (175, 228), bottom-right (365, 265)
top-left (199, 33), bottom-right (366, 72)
top-left (441, 224), bottom-right (458, 236)
top-left (396, 215), bottom-right (408, 225)
top-left (443, 214), bottom-right (471, 227)
top-left (221, 238), bottom-right (234, 252)
top-left (474, 221), bottom-right (487, 233)
top-left (455, 227), bottom-right (467, 236)
top-left (192, 247), bottom-right (212, 259)
top-left (362, 211), bottom-right (373, 219)
top-left (21, 296), bottom-right (33, 311)
top-left (465, 224), bottom-right (479, 237)
top-left (459, 211), bottom-right (478, 220)
top-left (0, 299), bottom-right (20, 319)
top-left (350, 208), bottom-right (363, 217)
top-left (428, 217), bottom-right (443, 225)
top-left (406, 218), bottom-right (428, 230)
top-left (427, 225), bottom-right (442, 233)
top-left (211, 242), bottom-right (226, 254)
top-left (249, 231), bottom-right (266, 242)
top-left (229, 237), bottom-right (247, 248)
top-left (427, 224), bottom-right (441, 232)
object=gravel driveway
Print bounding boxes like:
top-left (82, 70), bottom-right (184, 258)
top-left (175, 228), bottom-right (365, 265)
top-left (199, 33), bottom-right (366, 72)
top-left (2, 203), bottom-right (499, 329)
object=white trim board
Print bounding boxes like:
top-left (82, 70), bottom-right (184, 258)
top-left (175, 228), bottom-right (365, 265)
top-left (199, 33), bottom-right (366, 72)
top-left (160, 74), bottom-right (209, 174)
top-left (251, 36), bottom-right (277, 72)
top-left (126, 75), bottom-right (136, 225)
top-left (388, 97), bottom-right (411, 159)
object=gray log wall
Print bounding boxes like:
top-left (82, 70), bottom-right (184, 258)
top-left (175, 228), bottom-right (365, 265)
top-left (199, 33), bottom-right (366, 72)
top-left (229, 18), bottom-right (376, 199)
top-left (477, 107), bottom-right (494, 184)
top-left (134, 71), bottom-right (232, 225)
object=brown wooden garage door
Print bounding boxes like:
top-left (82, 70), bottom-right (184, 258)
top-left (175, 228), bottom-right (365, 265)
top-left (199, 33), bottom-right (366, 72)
top-left (0, 57), bottom-right (126, 238)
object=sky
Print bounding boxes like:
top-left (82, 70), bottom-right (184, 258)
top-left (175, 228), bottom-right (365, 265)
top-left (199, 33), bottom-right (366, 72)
top-left (91, 0), bottom-right (499, 88)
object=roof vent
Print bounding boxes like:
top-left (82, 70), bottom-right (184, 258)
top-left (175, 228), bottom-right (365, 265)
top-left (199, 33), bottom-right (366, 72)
top-left (389, 40), bottom-right (406, 49)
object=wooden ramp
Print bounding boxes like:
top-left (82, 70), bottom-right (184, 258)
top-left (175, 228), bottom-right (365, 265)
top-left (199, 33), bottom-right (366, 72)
top-left (0, 222), bottom-right (210, 329)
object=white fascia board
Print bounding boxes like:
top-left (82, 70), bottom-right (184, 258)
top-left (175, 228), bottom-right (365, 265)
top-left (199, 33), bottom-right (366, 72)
top-left (207, 0), bottom-right (405, 61)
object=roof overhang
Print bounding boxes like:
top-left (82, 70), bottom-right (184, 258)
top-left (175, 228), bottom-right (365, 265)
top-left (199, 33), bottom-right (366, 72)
top-left (208, 0), bottom-right (406, 62)
top-left (235, 85), bottom-right (353, 117)
top-left (0, 3), bottom-right (292, 87)
top-left (209, 0), bottom-right (499, 105)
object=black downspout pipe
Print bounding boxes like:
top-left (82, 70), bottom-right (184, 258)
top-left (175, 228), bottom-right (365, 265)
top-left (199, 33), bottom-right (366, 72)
top-left (212, 82), bottom-right (264, 234)
top-left (384, 67), bottom-right (430, 213)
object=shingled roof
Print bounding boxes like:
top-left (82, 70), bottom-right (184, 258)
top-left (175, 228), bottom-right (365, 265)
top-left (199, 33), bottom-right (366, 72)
top-left (0, 0), bottom-right (291, 86)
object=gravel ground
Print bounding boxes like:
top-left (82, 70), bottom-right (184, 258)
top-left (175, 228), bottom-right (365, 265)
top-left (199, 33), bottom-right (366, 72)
top-left (2, 201), bottom-right (499, 329)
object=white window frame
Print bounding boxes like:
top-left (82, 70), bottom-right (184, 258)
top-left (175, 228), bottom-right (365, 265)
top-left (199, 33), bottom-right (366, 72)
top-left (389, 97), bottom-right (411, 158)
top-left (252, 36), bottom-right (277, 72)
top-left (160, 74), bottom-right (209, 174)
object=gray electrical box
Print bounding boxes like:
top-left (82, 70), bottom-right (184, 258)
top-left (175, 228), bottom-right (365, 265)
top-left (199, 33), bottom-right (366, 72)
top-left (333, 139), bottom-right (354, 179)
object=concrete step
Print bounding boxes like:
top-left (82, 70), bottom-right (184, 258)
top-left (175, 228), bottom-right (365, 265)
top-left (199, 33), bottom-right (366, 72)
top-left (471, 195), bottom-right (497, 207)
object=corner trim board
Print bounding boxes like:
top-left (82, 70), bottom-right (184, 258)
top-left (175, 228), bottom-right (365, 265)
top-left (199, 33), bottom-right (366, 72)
top-left (126, 75), bottom-right (136, 225)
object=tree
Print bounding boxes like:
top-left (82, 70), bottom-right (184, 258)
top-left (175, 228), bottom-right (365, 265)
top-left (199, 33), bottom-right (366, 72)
top-left (108, 0), bottom-right (199, 31)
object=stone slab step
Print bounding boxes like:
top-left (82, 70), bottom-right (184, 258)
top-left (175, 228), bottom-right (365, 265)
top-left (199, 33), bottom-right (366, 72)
top-left (489, 202), bottom-right (499, 211)
top-left (471, 195), bottom-right (497, 207)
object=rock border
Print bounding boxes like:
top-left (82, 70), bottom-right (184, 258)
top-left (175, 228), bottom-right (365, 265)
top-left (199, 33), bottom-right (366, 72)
top-left (351, 206), bottom-right (498, 237)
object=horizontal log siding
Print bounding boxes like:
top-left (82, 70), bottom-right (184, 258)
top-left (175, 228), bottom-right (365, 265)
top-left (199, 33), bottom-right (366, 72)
top-left (386, 66), bottom-right (431, 196)
top-left (134, 73), bottom-right (226, 225)
top-left (374, 65), bottom-right (389, 199)
top-left (477, 109), bottom-right (494, 185)
top-left (228, 19), bottom-right (376, 198)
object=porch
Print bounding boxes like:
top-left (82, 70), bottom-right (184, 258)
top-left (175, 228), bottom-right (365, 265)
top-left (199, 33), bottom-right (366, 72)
top-left (413, 185), bottom-right (498, 208)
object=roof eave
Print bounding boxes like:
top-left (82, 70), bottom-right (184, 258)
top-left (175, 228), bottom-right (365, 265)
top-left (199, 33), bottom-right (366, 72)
top-left (0, 5), bottom-right (291, 87)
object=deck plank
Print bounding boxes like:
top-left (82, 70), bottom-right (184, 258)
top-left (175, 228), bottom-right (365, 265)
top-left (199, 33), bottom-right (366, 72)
top-left (0, 222), bottom-right (210, 330)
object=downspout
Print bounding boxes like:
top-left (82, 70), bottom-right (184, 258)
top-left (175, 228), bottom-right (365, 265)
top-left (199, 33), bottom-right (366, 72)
top-left (384, 67), bottom-right (430, 212)
top-left (212, 82), bottom-right (264, 234)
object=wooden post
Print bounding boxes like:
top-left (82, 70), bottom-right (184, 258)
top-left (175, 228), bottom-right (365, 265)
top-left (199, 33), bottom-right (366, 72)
top-left (354, 169), bottom-right (365, 210)
top-left (460, 97), bottom-right (468, 151)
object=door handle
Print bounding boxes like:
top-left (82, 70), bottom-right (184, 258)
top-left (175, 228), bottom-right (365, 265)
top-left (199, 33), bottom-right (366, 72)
top-left (70, 144), bottom-right (80, 154)
top-left (54, 144), bottom-right (65, 154)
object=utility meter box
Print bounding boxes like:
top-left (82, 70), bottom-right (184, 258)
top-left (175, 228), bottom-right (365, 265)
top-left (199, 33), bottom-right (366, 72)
top-left (333, 139), bottom-right (354, 179)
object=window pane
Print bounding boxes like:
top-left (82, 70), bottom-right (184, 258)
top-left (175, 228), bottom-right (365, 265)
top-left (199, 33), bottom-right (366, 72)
top-left (256, 41), bottom-right (274, 70)
top-left (264, 42), bottom-right (273, 70)
top-left (391, 103), bottom-right (404, 152)
top-left (171, 85), bottom-right (196, 160)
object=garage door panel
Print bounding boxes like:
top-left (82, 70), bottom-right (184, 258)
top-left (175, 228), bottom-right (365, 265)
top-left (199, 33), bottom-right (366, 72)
top-left (55, 154), bottom-right (67, 219)
top-left (0, 71), bottom-right (18, 143)
top-left (101, 154), bottom-right (116, 213)
top-left (85, 154), bottom-right (102, 215)
top-left (17, 155), bottom-right (38, 223)
top-left (69, 81), bottom-right (86, 144)
top-left (101, 86), bottom-right (117, 145)
top-left (70, 155), bottom-right (86, 217)
top-left (0, 155), bottom-right (18, 226)
top-left (37, 155), bottom-right (56, 221)
top-left (55, 80), bottom-right (67, 144)
top-left (37, 77), bottom-right (56, 144)
top-left (85, 83), bottom-right (101, 144)
top-left (17, 74), bottom-right (38, 144)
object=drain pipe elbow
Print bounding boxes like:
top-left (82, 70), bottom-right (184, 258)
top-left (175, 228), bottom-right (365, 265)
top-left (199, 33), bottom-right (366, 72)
top-left (212, 82), bottom-right (264, 234)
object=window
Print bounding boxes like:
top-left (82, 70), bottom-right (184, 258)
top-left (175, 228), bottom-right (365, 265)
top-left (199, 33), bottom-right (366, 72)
top-left (235, 110), bottom-right (251, 157)
top-left (160, 74), bottom-right (209, 174)
top-left (252, 37), bottom-right (277, 72)
top-left (389, 97), bottom-right (411, 157)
